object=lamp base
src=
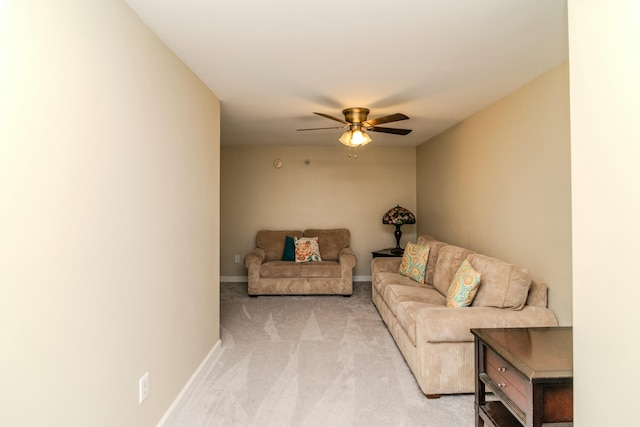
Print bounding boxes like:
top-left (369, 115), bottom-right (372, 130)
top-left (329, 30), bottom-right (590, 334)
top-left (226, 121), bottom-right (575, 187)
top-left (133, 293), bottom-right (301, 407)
top-left (391, 224), bottom-right (403, 254)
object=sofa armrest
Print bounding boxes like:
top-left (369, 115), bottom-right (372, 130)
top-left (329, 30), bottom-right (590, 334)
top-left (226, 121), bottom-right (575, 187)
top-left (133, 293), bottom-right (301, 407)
top-left (416, 305), bottom-right (559, 344)
top-left (371, 257), bottom-right (403, 275)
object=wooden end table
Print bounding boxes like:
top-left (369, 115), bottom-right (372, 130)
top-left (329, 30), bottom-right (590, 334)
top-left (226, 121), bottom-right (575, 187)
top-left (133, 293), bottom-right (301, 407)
top-left (471, 327), bottom-right (573, 427)
top-left (372, 248), bottom-right (404, 258)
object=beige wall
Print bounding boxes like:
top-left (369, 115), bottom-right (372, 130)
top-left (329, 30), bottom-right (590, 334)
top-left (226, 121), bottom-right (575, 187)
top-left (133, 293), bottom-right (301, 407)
top-left (569, 2), bottom-right (640, 425)
top-left (0, 1), bottom-right (220, 426)
top-left (220, 145), bottom-right (417, 278)
top-left (416, 63), bottom-right (572, 325)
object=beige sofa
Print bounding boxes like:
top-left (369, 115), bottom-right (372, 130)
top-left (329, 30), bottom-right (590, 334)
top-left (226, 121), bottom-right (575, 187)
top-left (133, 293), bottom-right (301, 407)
top-left (244, 229), bottom-right (356, 296)
top-left (371, 235), bottom-right (558, 397)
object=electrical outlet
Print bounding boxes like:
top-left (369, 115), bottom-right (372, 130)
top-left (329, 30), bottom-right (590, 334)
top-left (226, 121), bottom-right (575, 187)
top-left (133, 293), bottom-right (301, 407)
top-left (234, 255), bottom-right (240, 264)
top-left (139, 372), bottom-right (149, 404)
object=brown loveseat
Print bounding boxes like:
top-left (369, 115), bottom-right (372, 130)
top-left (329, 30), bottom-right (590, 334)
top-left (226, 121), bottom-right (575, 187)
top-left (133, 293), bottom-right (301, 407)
top-left (244, 229), bottom-right (356, 296)
top-left (372, 235), bottom-right (558, 397)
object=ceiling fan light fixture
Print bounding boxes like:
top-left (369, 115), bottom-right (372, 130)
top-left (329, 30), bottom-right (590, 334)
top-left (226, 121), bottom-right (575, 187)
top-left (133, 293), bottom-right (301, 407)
top-left (339, 127), bottom-right (372, 147)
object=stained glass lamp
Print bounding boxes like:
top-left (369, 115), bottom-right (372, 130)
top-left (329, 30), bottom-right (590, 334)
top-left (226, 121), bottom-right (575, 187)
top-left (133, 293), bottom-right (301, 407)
top-left (382, 205), bottom-right (416, 254)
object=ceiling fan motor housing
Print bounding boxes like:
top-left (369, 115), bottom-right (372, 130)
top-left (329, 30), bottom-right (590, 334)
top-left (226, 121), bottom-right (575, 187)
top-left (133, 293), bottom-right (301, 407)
top-left (343, 107), bottom-right (370, 124)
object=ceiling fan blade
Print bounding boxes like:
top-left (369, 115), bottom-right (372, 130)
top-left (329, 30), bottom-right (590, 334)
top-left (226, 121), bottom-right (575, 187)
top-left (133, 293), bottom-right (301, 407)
top-left (297, 126), bottom-right (345, 131)
top-left (365, 113), bottom-right (409, 126)
top-left (314, 112), bottom-right (349, 125)
top-left (370, 126), bottom-right (412, 135)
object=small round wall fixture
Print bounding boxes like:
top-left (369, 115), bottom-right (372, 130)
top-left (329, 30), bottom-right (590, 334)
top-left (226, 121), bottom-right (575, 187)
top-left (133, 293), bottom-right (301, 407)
top-left (274, 159), bottom-right (283, 169)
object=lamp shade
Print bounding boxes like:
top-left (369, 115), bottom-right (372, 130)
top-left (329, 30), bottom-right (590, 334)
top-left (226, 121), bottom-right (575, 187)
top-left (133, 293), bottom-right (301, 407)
top-left (339, 126), bottom-right (372, 147)
top-left (382, 205), bottom-right (416, 225)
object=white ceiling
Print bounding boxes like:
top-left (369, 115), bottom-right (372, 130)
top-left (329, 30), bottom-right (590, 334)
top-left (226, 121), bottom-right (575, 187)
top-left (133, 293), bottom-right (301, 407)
top-left (125, 0), bottom-right (568, 147)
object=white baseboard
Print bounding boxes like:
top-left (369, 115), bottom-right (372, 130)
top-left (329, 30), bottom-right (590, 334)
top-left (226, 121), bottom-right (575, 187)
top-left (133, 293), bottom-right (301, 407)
top-left (220, 276), bottom-right (372, 283)
top-left (157, 339), bottom-right (222, 426)
top-left (220, 276), bottom-right (248, 283)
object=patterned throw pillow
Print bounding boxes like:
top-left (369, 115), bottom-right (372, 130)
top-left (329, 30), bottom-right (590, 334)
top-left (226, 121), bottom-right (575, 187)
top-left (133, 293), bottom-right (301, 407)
top-left (294, 237), bottom-right (323, 262)
top-left (398, 242), bottom-right (431, 283)
top-left (447, 260), bottom-right (482, 307)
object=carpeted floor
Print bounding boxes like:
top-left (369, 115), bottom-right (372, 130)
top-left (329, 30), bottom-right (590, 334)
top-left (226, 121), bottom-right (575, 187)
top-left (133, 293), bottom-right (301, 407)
top-left (169, 282), bottom-right (475, 426)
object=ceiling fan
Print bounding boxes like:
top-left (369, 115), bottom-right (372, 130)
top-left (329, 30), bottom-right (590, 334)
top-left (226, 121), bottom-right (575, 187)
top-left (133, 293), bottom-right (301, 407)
top-left (297, 107), bottom-right (412, 149)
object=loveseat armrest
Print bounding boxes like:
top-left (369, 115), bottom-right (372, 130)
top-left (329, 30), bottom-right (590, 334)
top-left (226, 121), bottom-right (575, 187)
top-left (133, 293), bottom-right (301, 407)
top-left (244, 248), bottom-right (266, 267)
top-left (244, 248), bottom-right (266, 294)
top-left (371, 257), bottom-right (403, 275)
top-left (337, 247), bottom-right (357, 270)
top-left (416, 306), bottom-right (559, 344)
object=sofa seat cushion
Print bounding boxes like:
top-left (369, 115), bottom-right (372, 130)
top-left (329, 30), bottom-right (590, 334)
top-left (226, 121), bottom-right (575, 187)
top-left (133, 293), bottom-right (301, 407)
top-left (373, 272), bottom-right (421, 299)
top-left (415, 306), bottom-right (559, 344)
top-left (260, 261), bottom-right (301, 278)
top-left (396, 301), bottom-right (440, 346)
top-left (299, 261), bottom-right (341, 278)
top-left (383, 284), bottom-right (445, 317)
top-left (467, 253), bottom-right (532, 310)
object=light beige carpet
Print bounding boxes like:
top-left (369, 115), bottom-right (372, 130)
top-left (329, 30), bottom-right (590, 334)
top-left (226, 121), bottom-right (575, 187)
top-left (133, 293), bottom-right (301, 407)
top-left (169, 282), bottom-right (474, 427)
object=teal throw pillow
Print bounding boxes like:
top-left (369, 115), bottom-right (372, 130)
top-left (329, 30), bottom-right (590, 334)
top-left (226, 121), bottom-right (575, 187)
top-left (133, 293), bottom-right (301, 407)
top-left (282, 235), bottom-right (295, 261)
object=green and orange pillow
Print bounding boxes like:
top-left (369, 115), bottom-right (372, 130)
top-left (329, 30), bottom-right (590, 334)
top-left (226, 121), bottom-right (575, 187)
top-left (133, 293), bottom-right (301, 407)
top-left (398, 242), bottom-right (431, 283)
top-left (446, 260), bottom-right (482, 307)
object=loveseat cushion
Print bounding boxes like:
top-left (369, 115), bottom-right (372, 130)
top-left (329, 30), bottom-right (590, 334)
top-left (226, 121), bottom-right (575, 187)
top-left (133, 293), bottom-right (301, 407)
top-left (256, 230), bottom-right (303, 261)
top-left (260, 261), bottom-right (301, 278)
top-left (303, 229), bottom-right (350, 261)
top-left (299, 261), bottom-right (341, 278)
top-left (467, 253), bottom-right (532, 310)
top-left (432, 245), bottom-right (475, 296)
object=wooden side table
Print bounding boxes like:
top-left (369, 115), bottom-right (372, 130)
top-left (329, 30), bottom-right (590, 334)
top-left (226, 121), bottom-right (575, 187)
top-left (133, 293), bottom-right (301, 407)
top-left (472, 327), bottom-right (573, 427)
top-left (372, 248), bottom-right (404, 258)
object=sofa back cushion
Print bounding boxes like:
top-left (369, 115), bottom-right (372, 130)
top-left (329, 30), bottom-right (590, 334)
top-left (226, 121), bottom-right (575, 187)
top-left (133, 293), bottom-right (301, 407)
top-left (432, 245), bottom-right (475, 296)
top-left (467, 253), bottom-right (532, 310)
top-left (256, 230), bottom-right (303, 261)
top-left (416, 235), bottom-right (438, 245)
top-left (303, 229), bottom-right (350, 261)
top-left (416, 235), bottom-right (448, 286)
top-left (425, 240), bottom-right (448, 286)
